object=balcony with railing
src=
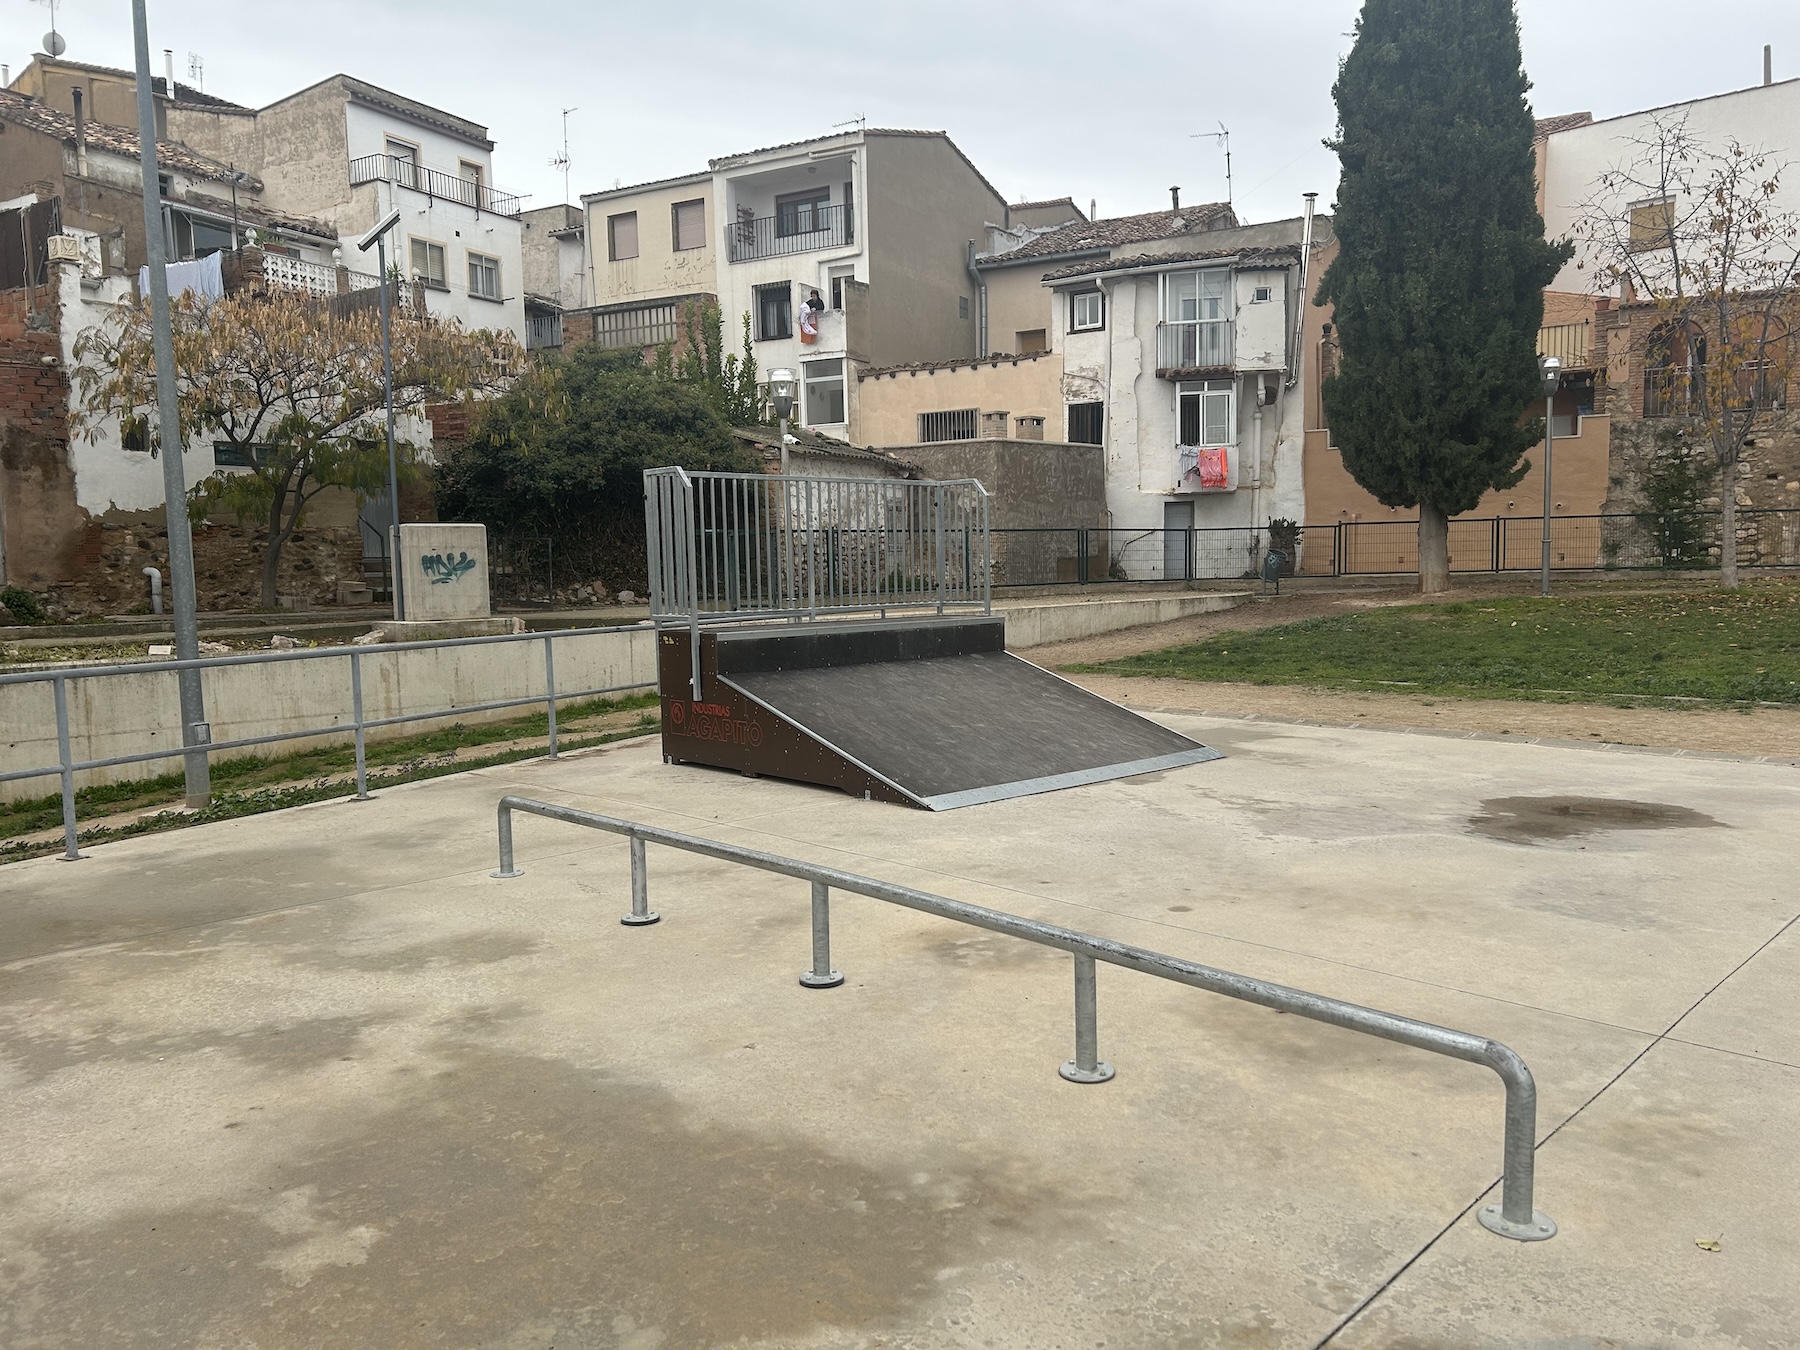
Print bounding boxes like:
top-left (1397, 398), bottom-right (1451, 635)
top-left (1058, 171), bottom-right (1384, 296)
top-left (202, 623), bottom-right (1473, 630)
top-left (728, 202), bottom-right (855, 263)
top-left (1154, 320), bottom-right (1234, 377)
top-left (1537, 322), bottom-right (1592, 369)
top-left (348, 154), bottom-right (523, 216)
top-left (260, 251), bottom-right (414, 311)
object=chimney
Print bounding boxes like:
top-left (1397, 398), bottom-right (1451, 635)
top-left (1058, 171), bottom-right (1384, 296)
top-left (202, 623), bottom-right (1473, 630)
top-left (1170, 185), bottom-right (1181, 211)
top-left (164, 49), bottom-right (175, 93)
top-left (71, 87), bottom-right (88, 176)
top-left (1765, 44), bottom-right (1773, 86)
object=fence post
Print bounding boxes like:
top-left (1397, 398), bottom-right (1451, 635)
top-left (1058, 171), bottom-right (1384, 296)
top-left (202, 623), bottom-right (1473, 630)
top-left (52, 675), bottom-right (82, 861)
top-left (621, 833), bottom-right (661, 926)
top-left (799, 880), bottom-right (845, 988)
top-left (934, 486), bottom-right (947, 615)
top-left (350, 650), bottom-right (370, 800)
top-left (1060, 952), bottom-right (1114, 1083)
top-left (543, 635), bottom-right (558, 758)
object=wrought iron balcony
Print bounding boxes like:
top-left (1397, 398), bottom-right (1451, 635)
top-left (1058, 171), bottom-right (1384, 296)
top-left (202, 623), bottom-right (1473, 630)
top-left (729, 203), bottom-right (855, 263)
top-left (349, 154), bottom-right (522, 216)
top-left (1154, 320), bottom-right (1233, 376)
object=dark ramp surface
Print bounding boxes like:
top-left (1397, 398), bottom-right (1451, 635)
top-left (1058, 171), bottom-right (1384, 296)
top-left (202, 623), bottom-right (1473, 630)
top-left (725, 650), bottom-right (1219, 809)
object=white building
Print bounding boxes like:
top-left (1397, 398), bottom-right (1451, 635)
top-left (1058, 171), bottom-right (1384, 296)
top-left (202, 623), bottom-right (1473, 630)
top-left (170, 75), bottom-right (528, 341)
top-left (1042, 212), bottom-right (1326, 575)
top-left (1538, 76), bottom-right (1800, 295)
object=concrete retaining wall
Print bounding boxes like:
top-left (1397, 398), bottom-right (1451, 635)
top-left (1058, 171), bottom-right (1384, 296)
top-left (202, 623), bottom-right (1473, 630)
top-left (1, 627), bottom-right (657, 802)
top-left (998, 591), bottom-right (1247, 649)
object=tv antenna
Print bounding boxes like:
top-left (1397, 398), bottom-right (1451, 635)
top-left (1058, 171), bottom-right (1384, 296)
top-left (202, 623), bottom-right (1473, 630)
top-left (549, 107), bottom-right (577, 205)
top-left (832, 114), bottom-right (866, 133)
top-left (1191, 123), bottom-right (1232, 210)
top-left (34, 0), bottom-right (66, 56)
top-left (187, 52), bottom-right (204, 92)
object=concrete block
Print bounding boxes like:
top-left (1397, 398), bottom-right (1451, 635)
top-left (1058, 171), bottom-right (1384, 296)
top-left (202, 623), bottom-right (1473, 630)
top-left (398, 523), bottom-right (490, 621)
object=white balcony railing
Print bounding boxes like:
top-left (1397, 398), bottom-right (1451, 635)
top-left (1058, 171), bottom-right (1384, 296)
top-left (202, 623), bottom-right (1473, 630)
top-left (262, 253), bottom-right (338, 298)
top-left (1155, 320), bottom-right (1233, 374)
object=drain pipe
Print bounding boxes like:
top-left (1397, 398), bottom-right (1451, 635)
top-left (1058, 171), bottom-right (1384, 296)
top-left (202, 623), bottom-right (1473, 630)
top-left (144, 566), bottom-right (163, 615)
top-left (967, 239), bottom-right (988, 358)
top-left (1251, 376), bottom-right (1266, 533)
top-left (1286, 192), bottom-right (1317, 390)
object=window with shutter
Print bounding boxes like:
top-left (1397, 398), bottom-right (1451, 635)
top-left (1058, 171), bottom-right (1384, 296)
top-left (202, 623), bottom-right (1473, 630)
top-left (672, 199), bottom-right (706, 251)
top-left (608, 212), bottom-right (639, 261)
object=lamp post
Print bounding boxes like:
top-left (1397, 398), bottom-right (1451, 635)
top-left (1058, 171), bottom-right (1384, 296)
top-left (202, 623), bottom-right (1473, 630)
top-left (768, 368), bottom-right (797, 474)
top-left (132, 0), bottom-right (209, 811)
top-left (357, 208), bottom-right (404, 620)
top-left (1537, 354), bottom-right (1562, 598)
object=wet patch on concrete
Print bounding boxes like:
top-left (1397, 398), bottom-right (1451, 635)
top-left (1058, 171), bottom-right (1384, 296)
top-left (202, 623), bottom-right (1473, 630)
top-left (0, 1043), bottom-right (1064, 1348)
top-left (921, 931), bottom-right (1065, 973)
top-left (0, 1012), bottom-right (373, 1086)
top-left (1470, 796), bottom-right (1725, 846)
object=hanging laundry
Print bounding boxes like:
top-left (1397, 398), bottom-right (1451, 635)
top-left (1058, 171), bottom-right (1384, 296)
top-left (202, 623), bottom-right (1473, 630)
top-left (1197, 445), bottom-right (1229, 490)
top-left (138, 251), bottom-right (224, 304)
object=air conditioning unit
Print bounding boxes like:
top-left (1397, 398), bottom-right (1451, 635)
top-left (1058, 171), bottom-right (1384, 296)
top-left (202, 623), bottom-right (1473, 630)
top-left (46, 234), bottom-right (82, 262)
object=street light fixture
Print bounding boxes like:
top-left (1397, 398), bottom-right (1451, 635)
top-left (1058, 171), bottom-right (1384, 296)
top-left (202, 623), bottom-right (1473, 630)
top-left (768, 368), bottom-right (797, 474)
top-left (1537, 354), bottom-right (1562, 598)
top-left (358, 208), bottom-right (405, 620)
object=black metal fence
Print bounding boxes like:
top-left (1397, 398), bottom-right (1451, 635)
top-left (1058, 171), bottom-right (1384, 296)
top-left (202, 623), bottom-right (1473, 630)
top-left (490, 536), bottom-right (556, 605)
top-left (991, 510), bottom-right (1800, 586)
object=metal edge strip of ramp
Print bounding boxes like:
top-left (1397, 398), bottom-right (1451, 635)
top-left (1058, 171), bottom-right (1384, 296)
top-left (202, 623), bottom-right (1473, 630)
top-left (916, 745), bottom-right (1225, 811)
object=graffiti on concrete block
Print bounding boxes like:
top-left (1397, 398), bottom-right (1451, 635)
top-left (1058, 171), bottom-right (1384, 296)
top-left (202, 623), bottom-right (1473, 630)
top-left (420, 551), bottom-right (479, 585)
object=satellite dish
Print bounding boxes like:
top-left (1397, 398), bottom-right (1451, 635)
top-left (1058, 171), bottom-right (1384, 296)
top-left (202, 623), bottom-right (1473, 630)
top-left (43, 31), bottom-right (66, 57)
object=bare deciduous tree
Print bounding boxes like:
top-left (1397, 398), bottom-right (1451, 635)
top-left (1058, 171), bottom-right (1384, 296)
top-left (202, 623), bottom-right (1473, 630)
top-left (73, 286), bottom-right (523, 607)
top-left (1574, 113), bottom-right (1800, 588)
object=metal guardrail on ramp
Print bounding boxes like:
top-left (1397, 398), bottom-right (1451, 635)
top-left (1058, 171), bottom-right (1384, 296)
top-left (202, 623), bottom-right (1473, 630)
top-left (492, 794), bottom-right (1557, 1242)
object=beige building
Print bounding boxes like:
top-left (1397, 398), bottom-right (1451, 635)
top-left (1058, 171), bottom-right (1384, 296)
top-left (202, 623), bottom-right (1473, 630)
top-left (568, 171), bottom-right (717, 351)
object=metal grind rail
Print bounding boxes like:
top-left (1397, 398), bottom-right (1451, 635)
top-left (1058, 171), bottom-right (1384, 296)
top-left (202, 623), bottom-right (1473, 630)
top-left (492, 794), bottom-right (1556, 1242)
top-left (4, 624), bottom-right (653, 862)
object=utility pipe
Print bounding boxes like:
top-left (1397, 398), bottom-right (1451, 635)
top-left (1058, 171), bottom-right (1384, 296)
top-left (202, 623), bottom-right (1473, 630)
top-left (1286, 193), bottom-right (1317, 390)
top-left (143, 566), bottom-right (163, 615)
top-left (966, 239), bottom-right (988, 358)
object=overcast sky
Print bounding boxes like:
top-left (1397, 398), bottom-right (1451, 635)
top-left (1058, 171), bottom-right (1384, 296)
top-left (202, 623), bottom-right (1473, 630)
top-left (13, 0), bottom-right (1800, 225)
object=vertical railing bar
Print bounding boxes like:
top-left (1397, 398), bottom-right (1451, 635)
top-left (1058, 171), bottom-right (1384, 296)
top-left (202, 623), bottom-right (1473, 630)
top-left (351, 650), bottom-right (369, 799)
top-left (621, 832), bottom-right (660, 925)
top-left (544, 634), bottom-right (559, 758)
top-left (800, 878), bottom-right (844, 987)
top-left (53, 675), bottom-right (82, 861)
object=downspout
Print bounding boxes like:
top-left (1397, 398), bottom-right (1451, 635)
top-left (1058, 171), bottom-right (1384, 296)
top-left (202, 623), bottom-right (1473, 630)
top-left (966, 240), bottom-right (987, 358)
top-left (1251, 375), bottom-right (1265, 533)
top-left (1285, 192), bottom-right (1317, 390)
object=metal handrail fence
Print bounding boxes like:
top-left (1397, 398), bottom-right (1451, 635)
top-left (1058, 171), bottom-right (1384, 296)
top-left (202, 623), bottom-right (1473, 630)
top-left (348, 154), bottom-right (523, 216)
top-left (492, 795), bottom-right (1557, 1242)
top-left (3, 625), bottom-right (652, 863)
top-left (727, 203), bottom-right (855, 263)
top-left (646, 468), bottom-right (992, 692)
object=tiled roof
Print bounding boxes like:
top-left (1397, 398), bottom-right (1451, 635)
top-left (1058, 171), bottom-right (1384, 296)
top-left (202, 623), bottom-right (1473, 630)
top-left (17, 56), bottom-right (251, 111)
top-left (979, 203), bottom-right (1237, 265)
top-left (182, 191), bottom-right (335, 240)
top-left (1040, 243), bottom-right (1301, 282)
top-left (0, 89), bottom-right (263, 189)
top-left (1534, 111), bottom-right (1594, 138)
top-left (581, 169), bottom-right (711, 203)
top-left (1010, 196), bottom-right (1086, 217)
top-left (256, 75), bottom-right (492, 149)
top-left (732, 425), bottom-right (923, 475)
top-left (856, 350), bottom-right (1056, 380)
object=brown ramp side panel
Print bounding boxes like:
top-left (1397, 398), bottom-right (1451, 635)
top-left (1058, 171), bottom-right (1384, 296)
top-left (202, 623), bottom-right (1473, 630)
top-left (657, 618), bottom-right (1220, 810)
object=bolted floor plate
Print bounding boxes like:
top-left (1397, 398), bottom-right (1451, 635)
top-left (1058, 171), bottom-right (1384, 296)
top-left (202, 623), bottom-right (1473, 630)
top-left (620, 911), bottom-right (662, 926)
top-left (1477, 1203), bottom-right (1557, 1241)
top-left (1059, 1060), bottom-right (1116, 1084)
top-left (798, 969), bottom-right (845, 989)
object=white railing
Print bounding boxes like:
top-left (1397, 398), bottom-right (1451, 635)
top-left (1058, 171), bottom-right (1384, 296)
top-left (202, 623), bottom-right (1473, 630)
top-left (262, 253), bottom-right (338, 298)
top-left (1155, 320), bottom-right (1234, 373)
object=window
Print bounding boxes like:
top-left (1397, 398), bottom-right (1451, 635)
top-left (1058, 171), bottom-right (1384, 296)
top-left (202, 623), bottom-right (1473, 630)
top-left (608, 212), bottom-right (639, 262)
top-left (1165, 269), bottom-right (1230, 322)
top-left (958, 296), bottom-right (970, 320)
top-left (672, 198), bottom-right (706, 251)
top-left (1251, 285), bottom-right (1273, 303)
top-left (468, 251), bottom-right (501, 301)
top-left (1016, 329), bottom-right (1048, 354)
top-left (804, 359), bottom-right (846, 426)
top-left (775, 188), bottom-right (831, 238)
top-left (918, 409), bottom-right (979, 442)
top-left (385, 139), bottom-right (418, 189)
top-left (409, 238), bottom-right (447, 289)
top-left (1067, 402), bottom-right (1104, 445)
top-left (755, 282), bottom-right (792, 341)
top-left (1178, 379), bottom-right (1234, 447)
top-left (1069, 290), bottom-right (1104, 332)
top-left (459, 159), bottom-right (484, 207)
top-left (157, 172), bottom-right (172, 198)
top-left (121, 414), bottom-right (148, 452)
top-left (189, 218), bottom-right (233, 258)
top-left (1628, 198), bottom-right (1673, 253)
top-left (212, 442), bottom-right (260, 468)
top-left (829, 267), bottom-right (854, 310)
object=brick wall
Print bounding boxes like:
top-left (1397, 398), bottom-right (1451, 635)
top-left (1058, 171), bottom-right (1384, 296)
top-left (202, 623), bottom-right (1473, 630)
top-left (0, 281), bottom-right (84, 586)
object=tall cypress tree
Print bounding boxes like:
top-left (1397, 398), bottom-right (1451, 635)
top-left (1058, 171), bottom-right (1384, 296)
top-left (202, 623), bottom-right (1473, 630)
top-left (1317, 0), bottom-right (1570, 591)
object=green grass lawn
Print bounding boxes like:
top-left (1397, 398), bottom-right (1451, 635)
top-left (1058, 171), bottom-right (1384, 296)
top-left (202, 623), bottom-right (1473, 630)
top-left (1076, 587), bottom-right (1800, 705)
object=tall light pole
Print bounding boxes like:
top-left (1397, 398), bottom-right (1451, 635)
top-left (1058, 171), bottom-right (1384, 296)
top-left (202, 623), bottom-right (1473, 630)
top-left (768, 368), bottom-right (796, 474)
top-left (132, 0), bottom-right (209, 809)
top-left (1537, 354), bottom-right (1562, 597)
top-left (358, 208), bottom-right (404, 620)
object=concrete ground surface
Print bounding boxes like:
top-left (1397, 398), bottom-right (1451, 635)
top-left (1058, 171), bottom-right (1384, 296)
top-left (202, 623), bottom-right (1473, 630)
top-left (1, 714), bottom-right (1796, 1348)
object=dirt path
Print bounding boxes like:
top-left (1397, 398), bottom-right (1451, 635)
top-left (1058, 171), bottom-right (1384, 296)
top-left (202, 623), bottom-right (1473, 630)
top-left (1030, 583), bottom-right (1800, 760)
